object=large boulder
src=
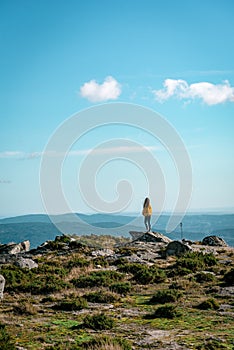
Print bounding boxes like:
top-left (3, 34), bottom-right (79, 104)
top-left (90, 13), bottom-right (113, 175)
top-left (0, 240), bottom-right (30, 255)
top-left (129, 231), bottom-right (171, 244)
top-left (202, 235), bottom-right (227, 247)
top-left (14, 257), bottom-right (38, 270)
top-left (165, 240), bottom-right (192, 257)
top-left (0, 274), bottom-right (5, 299)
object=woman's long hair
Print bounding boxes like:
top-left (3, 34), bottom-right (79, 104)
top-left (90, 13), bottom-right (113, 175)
top-left (143, 197), bottom-right (150, 208)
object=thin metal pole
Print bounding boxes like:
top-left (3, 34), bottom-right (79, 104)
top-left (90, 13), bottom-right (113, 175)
top-left (180, 222), bottom-right (183, 241)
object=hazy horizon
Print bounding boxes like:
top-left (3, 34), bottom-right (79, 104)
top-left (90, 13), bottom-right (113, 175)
top-left (1, 207), bottom-right (234, 221)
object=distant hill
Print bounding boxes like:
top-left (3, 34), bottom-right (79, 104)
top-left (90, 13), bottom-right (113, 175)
top-left (0, 213), bottom-right (234, 248)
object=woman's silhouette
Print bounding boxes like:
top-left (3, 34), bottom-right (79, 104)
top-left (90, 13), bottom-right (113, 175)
top-left (142, 197), bottom-right (152, 232)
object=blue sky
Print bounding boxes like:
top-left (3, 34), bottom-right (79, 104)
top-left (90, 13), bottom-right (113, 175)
top-left (0, 0), bottom-right (234, 217)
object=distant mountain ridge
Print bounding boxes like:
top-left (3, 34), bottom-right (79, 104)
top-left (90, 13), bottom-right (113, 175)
top-left (0, 213), bottom-right (234, 248)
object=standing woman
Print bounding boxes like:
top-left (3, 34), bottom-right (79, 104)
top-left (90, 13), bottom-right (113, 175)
top-left (142, 197), bottom-right (152, 232)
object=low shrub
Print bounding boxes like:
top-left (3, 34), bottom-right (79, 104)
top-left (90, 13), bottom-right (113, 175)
top-left (168, 266), bottom-right (192, 277)
top-left (133, 265), bottom-right (166, 285)
top-left (30, 275), bottom-right (70, 294)
top-left (41, 295), bottom-right (57, 303)
top-left (80, 335), bottom-right (132, 350)
top-left (1, 264), bottom-right (70, 294)
top-left (13, 301), bottom-right (37, 315)
top-left (44, 240), bottom-right (66, 250)
top-left (175, 252), bottom-right (217, 273)
top-left (118, 263), bottom-right (166, 284)
top-left (169, 282), bottom-right (184, 290)
top-left (195, 272), bottom-right (216, 283)
top-left (72, 270), bottom-right (123, 288)
top-left (0, 265), bottom-right (31, 292)
top-left (148, 289), bottom-right (182, 304)
top-left (37, 264), bottom-right (68, 277)
top-left (151, 304), bottom-right (180, 319)
top-left (52, 297), bottom-right (88, 311)
top-left (110, 281), bottom-right (132, 295)
top-left (117, 262), bottom-right (146, 274)
top-left (196, 298), bottom-right (220, 310)
top-left (113, 257), bottom-right (129, 266)
top-left (84, 290), bottom-right (119, 303)
top-left (55, 235), bottom-right (71, 244)
top-left (196, 338), bottom-right (228, 349)
top-left (65, 256), bottom-right (90, 270)
top-left (92, 256), bottom-right (109, 268)
top-left (116, 247), bottom-right (138, 256)
top-left (223, 268), bottom-right (234, 286)
top-left (83, 313), bottom-right (115, 330)
top-left (0, 324), bottom-right (16, 350)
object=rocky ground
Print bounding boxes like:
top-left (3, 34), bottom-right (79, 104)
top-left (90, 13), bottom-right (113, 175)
top-left (0, 232), bottom-right (234, 349)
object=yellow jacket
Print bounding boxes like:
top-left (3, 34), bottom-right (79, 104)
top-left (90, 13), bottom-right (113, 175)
top-left (142, 205), bottom-right (152, 216)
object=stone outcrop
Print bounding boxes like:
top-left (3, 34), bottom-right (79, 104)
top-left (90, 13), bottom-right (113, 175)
top-left (14, 257), bottom-right (38, 269)
top-left (202, 235), bottom-right (227, 247)
top-left (0, 274), bottom-right (5, 299)
top-left (165, 240), bottom-right (192, 257)
top-left (129, 231), bottom-right (171, 244)
top-left (0, 240), bottom-right (30, 254)
top-left (91, 248), bottom-right (114, 257)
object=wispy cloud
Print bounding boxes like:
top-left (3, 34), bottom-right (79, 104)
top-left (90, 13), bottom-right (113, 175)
top-left (80, 76), bottom-right (121, 102)
top-left (153, 79), bottom-right (234, 105)
top-left (49, 145), bottom-right (161, 157)
top-left (0, 151), bottom-right (23, 158)
top-left (0, 151), bottom-right (41, 160)
top-left (0, 179), bottom-right (12, 184)
top-left (0, 145), bottom-right (160, 160)
top-left (72, 145), bottom-right (160, 156)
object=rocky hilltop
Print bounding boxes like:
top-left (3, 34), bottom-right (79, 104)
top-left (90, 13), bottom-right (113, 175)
top-left (0, 231), bottom-right (234, 349)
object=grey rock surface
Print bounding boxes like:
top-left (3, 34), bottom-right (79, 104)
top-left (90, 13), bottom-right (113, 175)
top-left (202, 235), bottom-right (227, 247)
top-left (165, 240), bottom-right (192, 257)
top-left (14, 257), bottom-right (38, 269)
top-left (0, 274), bottom-right (5, 299)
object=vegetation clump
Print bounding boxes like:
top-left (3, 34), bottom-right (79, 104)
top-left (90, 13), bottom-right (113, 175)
top-left (72, 270), bottom-right (123, 288)
top-left (1, 264), bottom-right (70, 294)
top-left (84, 290), bottom-right (119, 303)
top-left (83, 313), bottom-right (115, 330)
top-left (80, 335), bottom-right (132, 350)
top-left (196, 298), bottom-right (220, 310)
top-left (195, 272), bottom-right (216, 283)
top-left (110, 281), bottom-right (132, 295)
top-left (13, 301), bottom-right (37, 315)
top-left (223, 267), bottom-right (234, 285)
top-left (148, 304), bottom-right (181, 319)
top-left (174, 251), bottom-right (217, 274)
top-left (118, 263), bottom-right (166, 284)
top-left (92, 256), bottom-right (109, 267)
top-left (148, 289), bottom-right (182, 304)
top-left (0, 324), bottom-right (16, 350)
top-left (65, 256), bottom-right (90, 269)
top-left (52, 296), bottom-right (88, 311)
top-left (196, 337), bottom-right (228, 349)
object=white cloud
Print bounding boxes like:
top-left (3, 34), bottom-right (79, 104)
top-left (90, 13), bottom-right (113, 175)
top-left (0, 146), bottom-right (160, 160)
top-left (80, 76), bottom-right (121, 102)
top-left (153, 79), bottom-right (234, 105)
top-left (72, 145), bottom-right (160, 156)
top-left (0, 151), bottom-right (41, 160)
top-left (0, 151), bottom-right (23, 158)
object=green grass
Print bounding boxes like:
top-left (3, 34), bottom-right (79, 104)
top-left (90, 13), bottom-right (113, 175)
top-left (0, 235), bottom-right (234, 349)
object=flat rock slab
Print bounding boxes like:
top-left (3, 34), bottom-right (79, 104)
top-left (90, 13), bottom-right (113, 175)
top-left (129, 231), bottom-right (172, 244)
